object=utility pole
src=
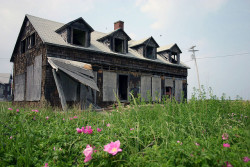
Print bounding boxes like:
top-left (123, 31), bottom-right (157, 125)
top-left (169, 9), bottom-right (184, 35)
top-left (189, 46), bottom-right (201, 91)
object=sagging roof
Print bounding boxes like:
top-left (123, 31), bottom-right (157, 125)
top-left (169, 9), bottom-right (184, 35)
top-left (56, 17), bottom-right (94, 33)
top-left (97, 28), bottom-right (131, 41)
top-left (0, 73), bottom-right (11, 84)
top-left (129, 36), bottom-right (159, 48)
top-left (157, 43), bottom-right (182, 53)
top-left (11, 14), bottom-right (189, 69)
top-left (48, 57), bottom-right (99, 91)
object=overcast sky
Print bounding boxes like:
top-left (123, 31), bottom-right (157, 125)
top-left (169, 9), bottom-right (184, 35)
top-left (0, 0), bottom-right (249, 99)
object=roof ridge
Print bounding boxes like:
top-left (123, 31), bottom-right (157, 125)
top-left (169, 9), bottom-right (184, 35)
top-left (26, 14), bottom-right (64, 25)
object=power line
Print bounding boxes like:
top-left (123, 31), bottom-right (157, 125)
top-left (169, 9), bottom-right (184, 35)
top-left (184, 52), bottom-right (250, 63)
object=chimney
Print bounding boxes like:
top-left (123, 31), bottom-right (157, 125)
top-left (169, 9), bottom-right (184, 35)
top-left (114, 20), bottom-right (124, 30)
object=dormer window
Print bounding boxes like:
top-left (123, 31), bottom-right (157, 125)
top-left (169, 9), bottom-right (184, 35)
top-left (97, 21), bottom-right (131, 54)
top-left (129, 37), bottom-right (159, 60)
top-left (56, 17), bottom-right (94, 48)
top-left (72, 29), bottom-right (86, 46)
top-left (157, 44), bottom-right (182, 64)
top-left (114, 38), bottom-right (124, 53)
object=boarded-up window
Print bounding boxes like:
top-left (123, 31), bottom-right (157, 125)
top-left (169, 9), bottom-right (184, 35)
top-left (26, 65), bottom-right (34, 101)
top-left (141, 76), bottom-right (151, 101)
top-left (14, 74), bottom-right (25, 101)
top-left (103, 71), bottom-right (117, 101)
top-left (26, 55), bottom-right (42, 101)
top-left (175, 79), bottom-right (183, 102)
top-left (152, 76), bottom-right (161, 101)
top-left (33, 55), bottom-right (42, 100)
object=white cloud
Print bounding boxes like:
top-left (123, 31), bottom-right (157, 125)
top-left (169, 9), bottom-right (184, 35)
top-left (135, 0), bottom-right (228, 30)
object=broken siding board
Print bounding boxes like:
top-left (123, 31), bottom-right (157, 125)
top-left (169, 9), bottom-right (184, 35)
top-left (152, 76), bottom-right (161, 101)
top-left (93, 71), bottom-right (97, 104)
top-left (33, 55), bottom-right (42, 100)
top-left (141, 76), bottom-right (151, 101)
top-left (26, 65), bottom-right (34, 101)
top-left (103, 71), bottom-right (117, 102)
top-left (175, 79), bottom-right (183, 102)
top-left (14, 74), bottom-right (25, 101)
top-left (59, 71), bottom-right (78, 101)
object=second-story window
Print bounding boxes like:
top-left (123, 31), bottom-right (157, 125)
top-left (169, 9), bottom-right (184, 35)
top-left (73, 29), bottom-right (86, 46)
top-left (114, 38), bottom-right (124, 53)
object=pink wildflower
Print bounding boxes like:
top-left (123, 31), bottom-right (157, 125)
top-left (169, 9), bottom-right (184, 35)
top-left (9, 136), bottom-right (13, 139)
top-left (53, 147), bottom-right (56, 151)
top-left (107, 123), bottom-right (111, 127)
top-left (104, 140), bottom-right (122, 155)
top-left (32, 109), bottom-right (39, 112)
top-left (83, 145), bottom-right (93, 163)
top-left (16, 109), bottom-right (19, 112)
top-left (97, 128), bottom-right (102, 132)
top-left (8, 108), bottom-right (13, 110)
top-left (73, 116), bottom-right (78, 119)
top-left (222, 133), bottom-right (229, 140)
top-left (177, 141), bottom-right (183, 145)
top-left (225, 161), bottom-right (233, 167)
top-left (44, 163), bottom-right (49, 167)
top-left (76, 128), bottom-right (82, 133)
top-left (85, 126), bottom-right (93, 134)
top-left (130, 128), bottom-right (134, 131)
top-left (63, 118), bottom-right (65, 121)
top-left (243, 157), bottom-right (250, 162)
top-left (223, 143), bottom-right (230, 147)
top-left (195, 142), bottom-right (200, 146)
top-left (46, 116), bottom-right (49, 120)
top-left (70, 118), bottom-right (73, 120)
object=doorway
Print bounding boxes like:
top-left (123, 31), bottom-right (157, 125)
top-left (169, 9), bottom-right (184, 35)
top-left (118, 75), bottom-right (128, 101)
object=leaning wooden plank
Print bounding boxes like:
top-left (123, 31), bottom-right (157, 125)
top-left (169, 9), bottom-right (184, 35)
top-left (52, 69), bottom-right (67, 111)
top-left (58, 67), bottom-right (99, 91)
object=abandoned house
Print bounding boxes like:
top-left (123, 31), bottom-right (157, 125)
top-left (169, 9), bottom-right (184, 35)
top-left (0, 73), bottom-right (12, 101)
top-left (10, 14), bottom-right (189, 110)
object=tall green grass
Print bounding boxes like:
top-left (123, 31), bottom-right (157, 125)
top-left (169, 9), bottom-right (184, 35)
top-left (0, 91), bottom-right (249, 166)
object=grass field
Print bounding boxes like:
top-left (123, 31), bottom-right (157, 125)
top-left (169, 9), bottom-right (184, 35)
top-left (0, 93), bottom-right (249, 166)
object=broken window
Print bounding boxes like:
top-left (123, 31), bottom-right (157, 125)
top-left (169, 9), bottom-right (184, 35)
top-left (118, 75), bottom-right (128, 101)
top-left (114, 38), bottom-right (124, 53)
top-left (73, 29), bottom-right (86, 46)
top-left (146, 46), bottom-right (154, 59)
top-left (21, 40), bottom-right (26, 53)
top-left (171, 54), bottom-right (178, 63)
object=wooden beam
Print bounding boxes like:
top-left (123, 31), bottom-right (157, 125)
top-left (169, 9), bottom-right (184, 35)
top-left (52, 69), bottom-right (67, 111)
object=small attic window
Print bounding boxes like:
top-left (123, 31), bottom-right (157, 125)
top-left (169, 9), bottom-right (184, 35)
top-left (146, 46), bottom-right (154, 59)
top-left (114, 38), bottom-right (124, 53)
top-left (21, 40), bottom-right (26, 53)
top-left (30, 33), bottom-right (35, 47)
top-left (72, 29), bottom-right (86, 46)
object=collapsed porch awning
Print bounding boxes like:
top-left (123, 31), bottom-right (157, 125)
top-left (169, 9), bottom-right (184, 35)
top-left (48, 57), bottom-right (99, 91)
